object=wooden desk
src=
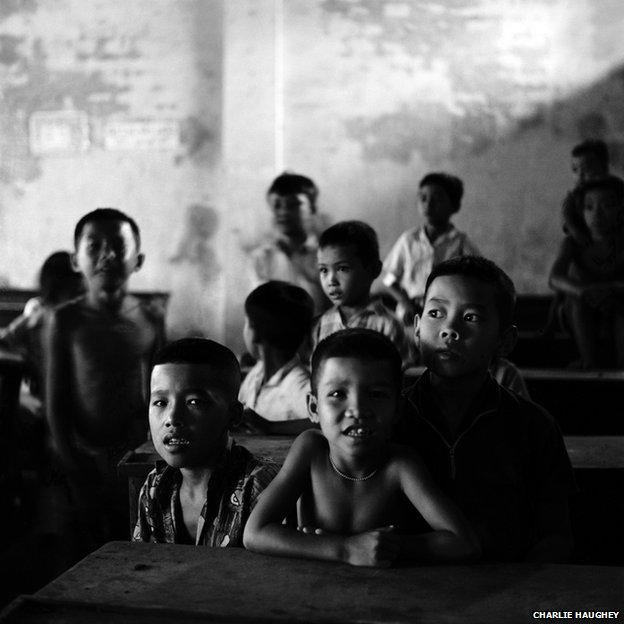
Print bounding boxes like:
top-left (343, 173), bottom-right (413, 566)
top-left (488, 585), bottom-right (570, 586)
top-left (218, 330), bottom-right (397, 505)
top-left (2, 541), bottom-right (622, 623)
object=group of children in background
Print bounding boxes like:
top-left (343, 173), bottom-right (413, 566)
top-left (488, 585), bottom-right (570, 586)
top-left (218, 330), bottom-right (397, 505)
top-left (1, 138), bottom-right (621, 570)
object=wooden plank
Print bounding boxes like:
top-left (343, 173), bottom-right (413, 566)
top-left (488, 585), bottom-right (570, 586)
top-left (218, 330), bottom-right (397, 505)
top-left (121, 435), bottom-right (624, 474)
top-left (4, 541), bottom-right (619, 624)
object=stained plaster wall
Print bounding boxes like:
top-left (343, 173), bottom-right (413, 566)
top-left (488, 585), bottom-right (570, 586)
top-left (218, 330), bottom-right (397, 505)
top-left (0, 0), bottom-right (226, 341)
top-left (3, 0), bottom-right (624, 353)
top-left (280, 0), bottom-right (624, 293)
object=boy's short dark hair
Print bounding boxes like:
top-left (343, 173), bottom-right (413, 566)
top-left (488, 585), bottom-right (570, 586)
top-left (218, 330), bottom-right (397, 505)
top-left (571, 140), bottom-right (609, 170)
top-left (424, 256), bottom-right (516, 331)
top-left (152, 338), bottom-right (241, 398)
top-left (245, 281), bottom-right (314, 353)
top-left (74, 208), bottom-right (141, 248)
top-left (310, 328), bottom-right (402, 395)
top-left (419, 172), bottom-right (464, 213)
top-left (267, 172), bottom-right (319, 213)
top-left (319, 221), bottom-right (381, 269)
top-left (579, 176), bottom-right (624, 205)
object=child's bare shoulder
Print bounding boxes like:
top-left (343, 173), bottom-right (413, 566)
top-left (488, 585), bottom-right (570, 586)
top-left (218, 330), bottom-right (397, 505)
top-left (48, 296), bottom-right (88, 330)
top-left (292, 428), bottom-right (326, 456)
top-left (384, 443), bottom-right (427, 476)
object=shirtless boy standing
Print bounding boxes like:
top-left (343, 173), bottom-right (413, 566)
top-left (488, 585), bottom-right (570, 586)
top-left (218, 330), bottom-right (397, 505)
top-left (243, 328), bottom-right (480, 566)
top-left (45, 208), bottom-right (164, 546)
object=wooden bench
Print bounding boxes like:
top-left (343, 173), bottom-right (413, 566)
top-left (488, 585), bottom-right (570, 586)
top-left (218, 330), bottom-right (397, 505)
top-left (2, 541), bottom-right (622, 623)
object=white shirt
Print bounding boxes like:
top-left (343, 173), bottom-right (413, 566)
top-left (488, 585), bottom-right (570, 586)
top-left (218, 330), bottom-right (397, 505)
top-left (239, 356), bottom-right (311, 422)
top-left (249, 235), bottom-right (326, 314)
top-left (383, 226), bottom-right (480, 300)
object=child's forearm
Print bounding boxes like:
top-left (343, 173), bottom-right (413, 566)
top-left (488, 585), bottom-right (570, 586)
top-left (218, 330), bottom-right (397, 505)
top-left (399, 530), bottom-right (481, 563)
top-left (549, 274), bottom-right (584, 298)
top-left (243, 523), bottom-right (345, 563)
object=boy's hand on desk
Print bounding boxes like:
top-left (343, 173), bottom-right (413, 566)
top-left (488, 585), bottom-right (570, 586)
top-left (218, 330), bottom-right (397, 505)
top-left (343, 526), bottom-right (400, 568)
top-left (297, 526), bottom-right (325, 535)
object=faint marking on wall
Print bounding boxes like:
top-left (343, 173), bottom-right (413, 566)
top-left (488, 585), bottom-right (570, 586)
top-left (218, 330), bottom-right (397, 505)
top-left (29, 110), bottom-right (90, 154)
top-left (169, 204), bottom-right (220, 284)
top-left (0, 34), bottom-right (24, 65)
top-left (0, 0), bottom-right (37, 20)
top-left (175, 116), bottom-right (215, 164)
top-left (103, 119), bottom-right (179, 150)
top-left (0, 37), bottom-right (130, 183)
top-left (75, 35), bottom-right (142, 62)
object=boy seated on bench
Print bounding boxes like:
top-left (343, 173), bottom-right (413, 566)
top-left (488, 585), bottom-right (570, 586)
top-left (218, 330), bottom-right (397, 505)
top-left (134, 338), bottom-right (279, 545)
top-left (403, 256), bottom-right (575, 561)
top-left (243, 328), bottom-right (480, 567)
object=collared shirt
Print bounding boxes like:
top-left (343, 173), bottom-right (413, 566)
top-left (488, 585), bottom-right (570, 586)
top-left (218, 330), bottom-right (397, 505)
top-left (311, 299), bottom-right (414, 367)
top-left (250, 234), bottom-right (326, 314)
top-left (132, 441), bottom-right (279, 546)
top-left (239, 356), bottom-right (311, 421)
top-left (397, 371), bottom-right (575, 561)
top-left (382, 226), bottom-right (480, 300)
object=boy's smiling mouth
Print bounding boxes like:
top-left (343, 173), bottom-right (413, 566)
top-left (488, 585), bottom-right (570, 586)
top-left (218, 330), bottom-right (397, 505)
top-left (342, 425), bottom-right (374, 438)
top-left (162, 433), bottom-right (192, 449)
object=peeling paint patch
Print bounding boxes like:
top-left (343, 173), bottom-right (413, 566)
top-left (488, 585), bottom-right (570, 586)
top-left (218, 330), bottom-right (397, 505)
top-left (0, 34), bottom-right (24, 65)
top-left (75, 35), bottom-right (142, 62)
top-left (169, 204), bottom-right (220, 284)
top-left (0, 37), bottom-right (130, 183)
top-left (175, 115), bottom-right (215, 164)
top-left (0, 0), bottom-right (37, 20)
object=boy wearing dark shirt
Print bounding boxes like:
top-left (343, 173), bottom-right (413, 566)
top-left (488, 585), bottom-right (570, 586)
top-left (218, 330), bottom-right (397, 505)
top-left (134, 338), bottom-right (278, 545)
top-left (400, 256), bottom-right (575, 561)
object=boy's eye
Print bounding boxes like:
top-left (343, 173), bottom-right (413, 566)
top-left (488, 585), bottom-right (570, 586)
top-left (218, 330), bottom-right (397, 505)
top-left (318, 267), bottom-right (327, 275)
top-left (188, 396), bottom-right (209, 407)
top-left (337, 265), bottom-right (350, 273)
top-left (426, 308), bottom-right (441, 318)
top-left (370, 389), bottom-right (390, 400)
top-left (464, 313), bottom-right (481, 322)
top-left (151, 399), bottom-right (167, 407)
top-left (328, 389), bottom-right (346, 399)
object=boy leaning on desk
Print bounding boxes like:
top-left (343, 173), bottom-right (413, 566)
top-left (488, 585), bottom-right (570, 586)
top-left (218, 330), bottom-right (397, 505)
top-left (133, 338), bottom-right (279, 546)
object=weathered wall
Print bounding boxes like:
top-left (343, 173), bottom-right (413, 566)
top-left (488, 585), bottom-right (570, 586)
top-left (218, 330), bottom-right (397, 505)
top-left (280, 0), bottom-right (624, 292)
top-left (0, 0), bottom-right (225, 340)
top-left (3, 1), bottom-right (624, 352)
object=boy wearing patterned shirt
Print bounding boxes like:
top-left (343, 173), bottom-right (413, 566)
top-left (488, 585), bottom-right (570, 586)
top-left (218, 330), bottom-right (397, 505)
top-left (312, 221), bottom-right (413, 367)
top-left (133, 338), bottom-right (278, 545)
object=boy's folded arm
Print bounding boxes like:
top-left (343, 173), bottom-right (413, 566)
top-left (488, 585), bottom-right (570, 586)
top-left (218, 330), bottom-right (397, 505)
top-left (397, 449), bottom-right (482, 562)
top-left (243, 431), bottom-right (343, 559)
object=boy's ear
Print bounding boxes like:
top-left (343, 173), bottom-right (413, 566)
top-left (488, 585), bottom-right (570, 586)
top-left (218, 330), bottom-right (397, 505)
top-left (306, 393), bottom-right (319, 423)
top-left (413, 314), bottom-right (421, 342)
top-left (70, 252), bottom-right (80, 272)
top-left (135, 253), bottom-right (145, 272)
top-left (496, 324), bottom-right (518, 358)
top-left (229, 399), bottom-right (244, 427)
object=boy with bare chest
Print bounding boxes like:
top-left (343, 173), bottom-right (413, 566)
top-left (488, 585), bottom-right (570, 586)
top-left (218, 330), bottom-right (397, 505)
top-left (45, 208), bottom-right (164, 545)
top-left (243, 328), bottom-right (480, 566)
